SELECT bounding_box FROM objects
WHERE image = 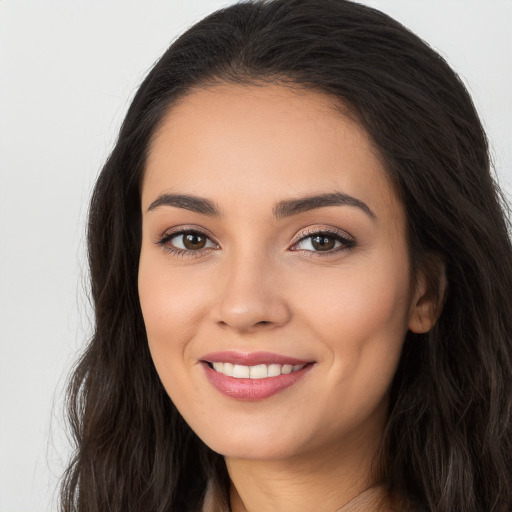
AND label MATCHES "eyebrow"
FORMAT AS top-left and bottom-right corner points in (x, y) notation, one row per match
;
(273, 192), (375, 220)
(147, 194), (220, 215)
(147, 192), (376, 220)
